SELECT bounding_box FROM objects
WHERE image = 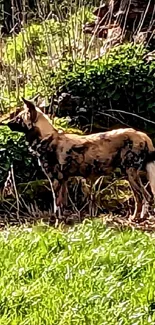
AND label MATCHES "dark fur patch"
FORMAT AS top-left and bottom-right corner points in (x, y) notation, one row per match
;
(26, 127), (41, 145)
(123, 138), (133, 149)
(100, 134), (111, 141)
